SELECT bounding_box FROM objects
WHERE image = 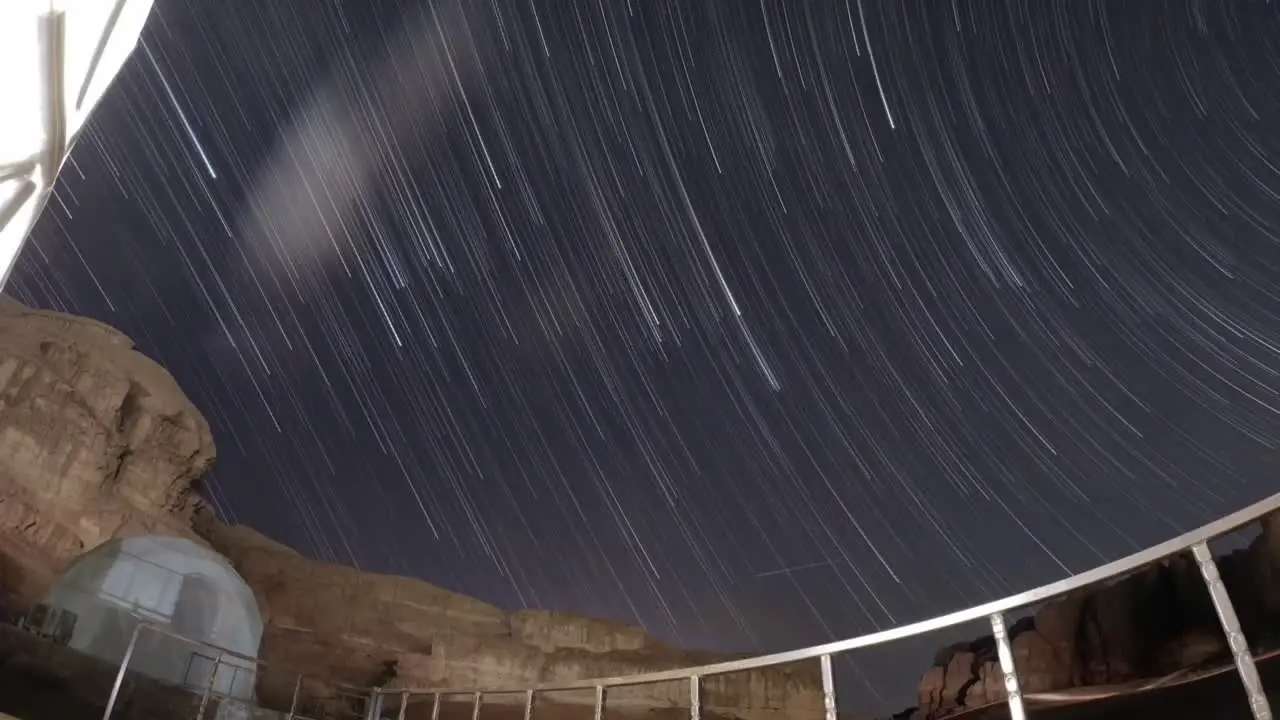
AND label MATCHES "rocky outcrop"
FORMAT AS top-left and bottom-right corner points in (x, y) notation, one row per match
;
(0, 297), (215, 608)
(905, 525), (1280, 719)
(0, 298), (824, 720)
